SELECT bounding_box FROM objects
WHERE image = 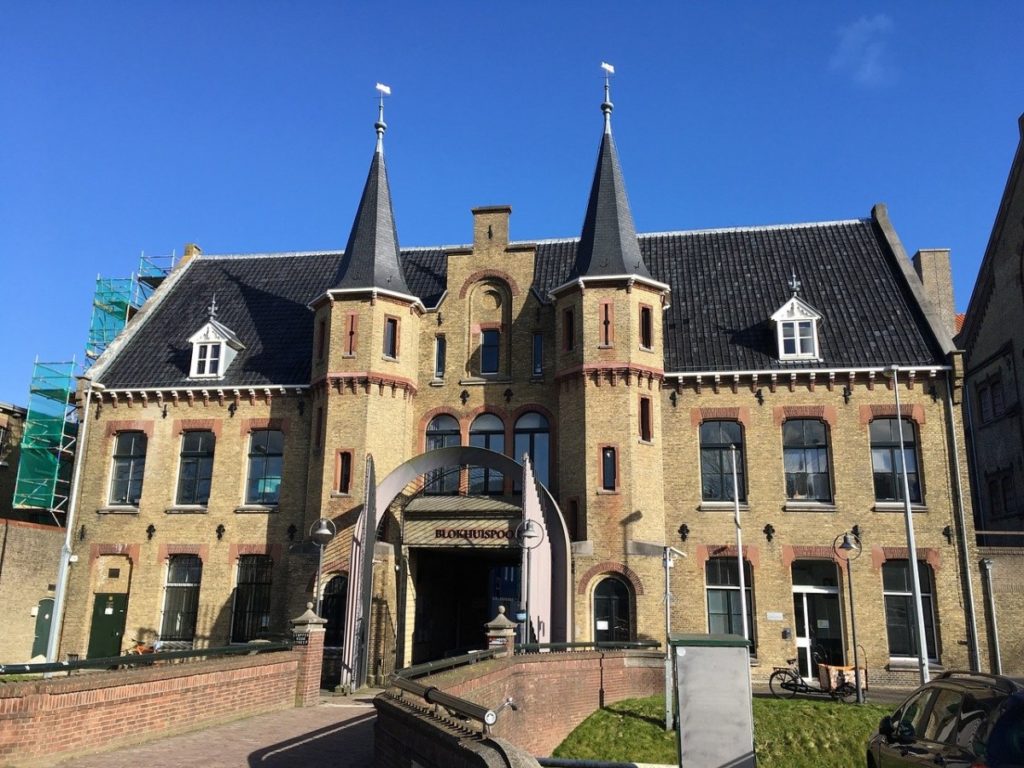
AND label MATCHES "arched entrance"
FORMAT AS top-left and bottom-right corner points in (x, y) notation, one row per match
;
(594, 576), (632, 643)
(341, 447), (570, 689)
